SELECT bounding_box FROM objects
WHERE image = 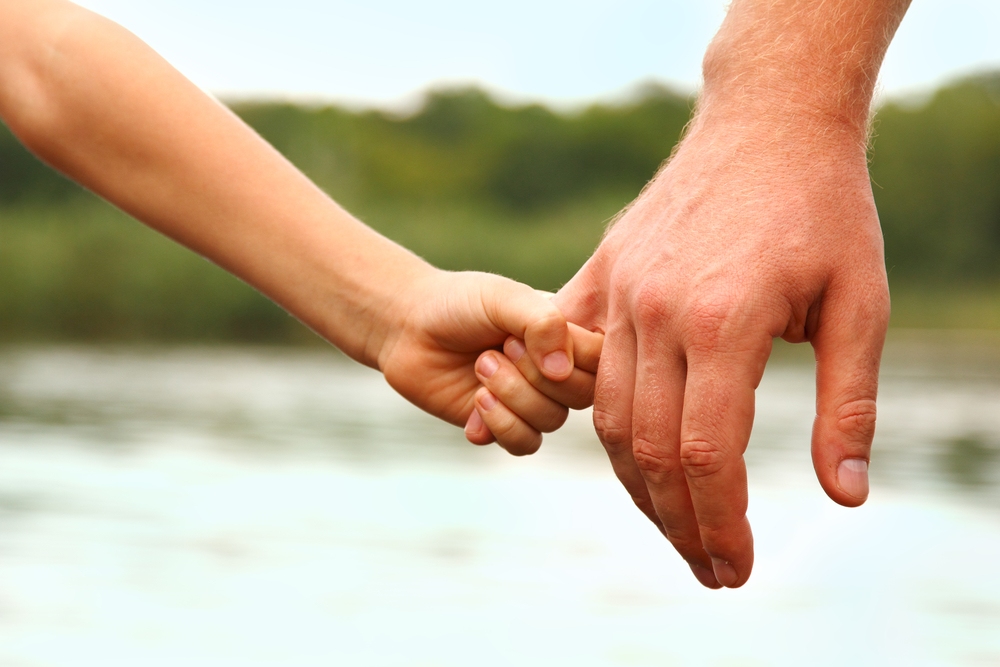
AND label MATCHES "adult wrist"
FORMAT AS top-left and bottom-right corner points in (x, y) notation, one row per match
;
(672, 98), (872, 183)
(699, 49), (874, 142)
(696, 0), (909, 145)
